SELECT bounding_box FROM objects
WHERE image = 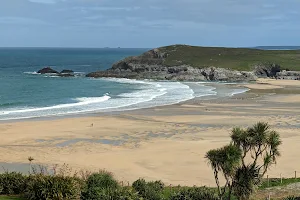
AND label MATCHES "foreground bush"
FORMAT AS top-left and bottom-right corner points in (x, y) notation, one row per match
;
(0, 172), (27, 195)
(81, 171), (120, 200)
(0, 170), (223, 200)
(132, 179), (164, 200)
(170, 187), (219, 200)
(283, 197), (300, 200)
(24, 174), (81, 200)
(82, 187), (140, 200)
